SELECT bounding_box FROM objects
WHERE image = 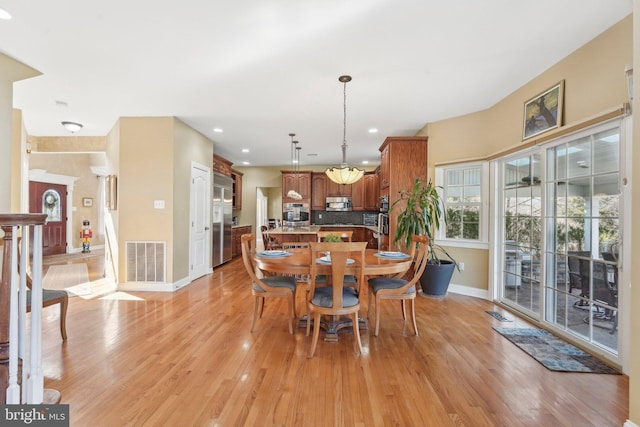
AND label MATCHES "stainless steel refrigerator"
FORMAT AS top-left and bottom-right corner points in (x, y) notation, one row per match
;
(212, 173), (233, 267)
